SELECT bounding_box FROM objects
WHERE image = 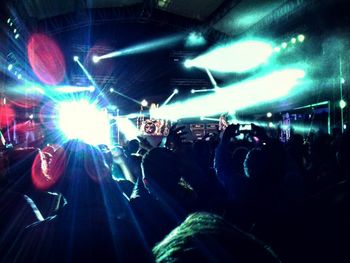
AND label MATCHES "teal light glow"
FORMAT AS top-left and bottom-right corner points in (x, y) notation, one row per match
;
(115, 117), (140, 141)
(186, 32), (206, 47)
(151, 68), (305, 120)
(189, 40), (273, 73)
